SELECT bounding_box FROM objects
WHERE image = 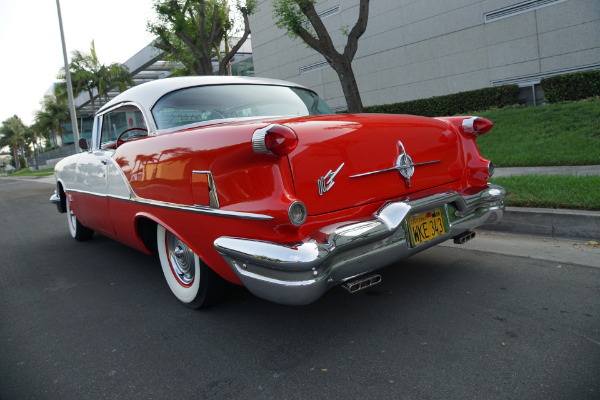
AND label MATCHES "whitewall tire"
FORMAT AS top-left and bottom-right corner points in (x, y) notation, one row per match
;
(66, 198), (93, 241)
(156, 224), (222, 309)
